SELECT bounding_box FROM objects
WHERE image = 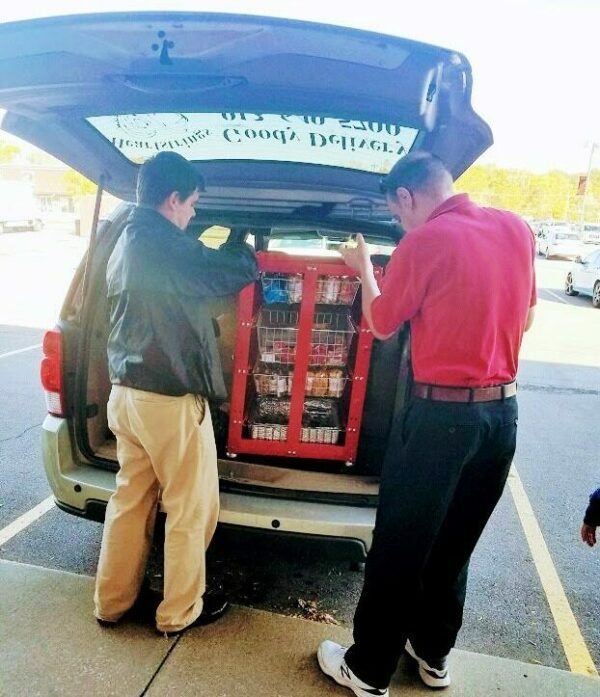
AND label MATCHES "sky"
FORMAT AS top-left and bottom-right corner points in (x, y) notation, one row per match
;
(1, 0), (598, 174)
